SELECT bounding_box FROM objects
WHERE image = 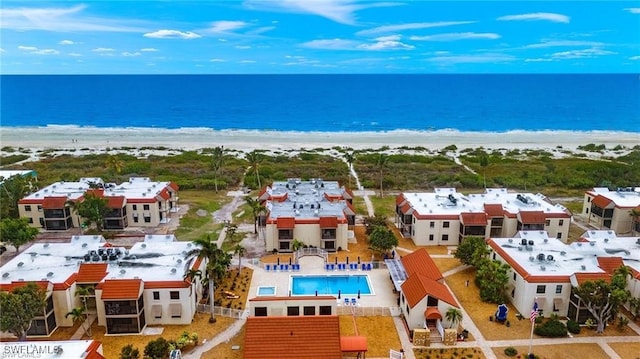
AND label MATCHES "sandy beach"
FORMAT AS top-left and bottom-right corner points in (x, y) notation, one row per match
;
(2, 127), (639, 154)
